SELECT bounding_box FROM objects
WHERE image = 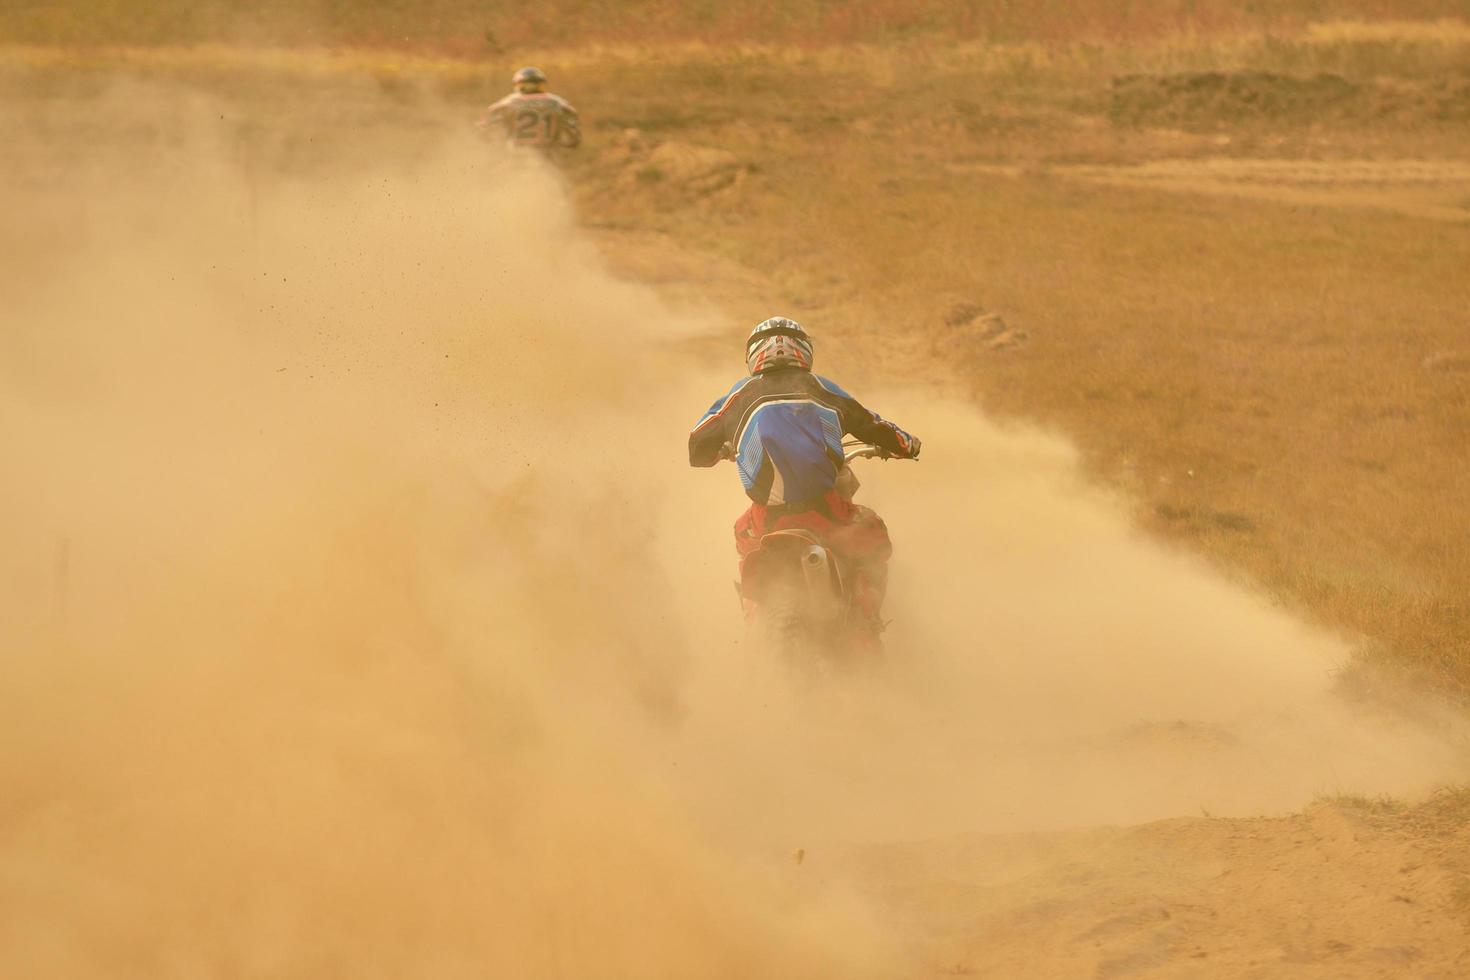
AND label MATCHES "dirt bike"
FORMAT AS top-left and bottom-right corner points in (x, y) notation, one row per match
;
(726, 439), (906, 673)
